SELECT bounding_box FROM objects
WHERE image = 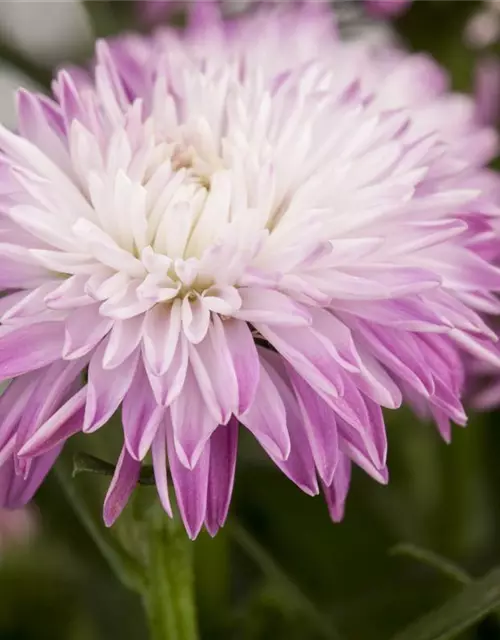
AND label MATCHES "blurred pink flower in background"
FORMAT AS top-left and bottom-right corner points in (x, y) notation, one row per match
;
(364, 0), (412, 18)
(475, 56), (500, 127)
(0, 507), (36, 557)
(137, 0), (179, 24)
(0, 460), (38, 557)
